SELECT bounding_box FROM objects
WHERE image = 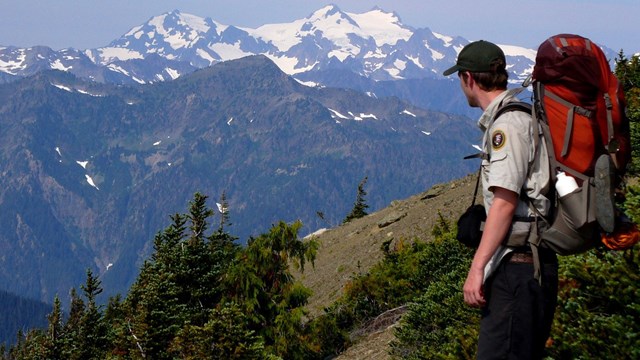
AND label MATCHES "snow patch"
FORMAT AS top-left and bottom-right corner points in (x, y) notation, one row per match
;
(359, 113), (378, 120)
(328, 108), (349, 119)
(499, 44), (537, 61)
(96, 47), (144, 64)
(433, 32), (453, 46)
(178, 12), (213, 33)
(295, 78), (323, 88)
(407, 55), (425, 68)
(77, 89), (103, 97)
(85, 175), (99, 190)
(385, 67), (404, 79)
(209, 42), (252, 61)
(50, 59), (72, 71)
(216, 202), (228, 214)
(401, 109), (416, 117)
(394, 59), (407, 70)
(165, 68), (180, 80)
(429, 48), (445, 61)
(196, 48), (217, 64)
(264, 54), (316, 75)
(304, 228), (328, 239)
(347, 8), (413, 46)
(51, 83), (73, 92)
(0, 49), (27, 75)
